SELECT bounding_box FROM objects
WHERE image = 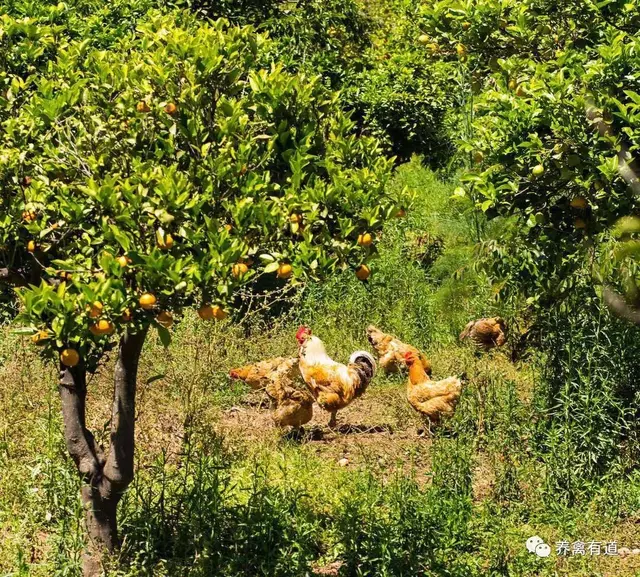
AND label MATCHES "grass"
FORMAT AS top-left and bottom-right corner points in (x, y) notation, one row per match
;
(3, 158), (640, 576)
